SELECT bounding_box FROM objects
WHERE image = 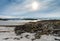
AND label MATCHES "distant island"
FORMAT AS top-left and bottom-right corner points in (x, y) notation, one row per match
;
(0, 17), (60, 21)
(0, 18), (38, 21)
